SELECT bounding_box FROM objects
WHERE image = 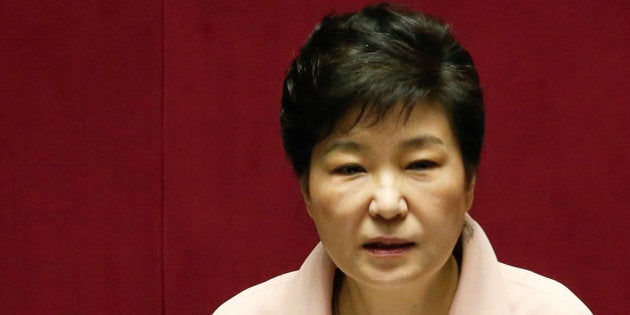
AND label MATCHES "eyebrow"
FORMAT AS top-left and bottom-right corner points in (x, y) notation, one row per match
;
(400, 135), (445, 150)
(323, 140), (363, 155)
(323, 135), (444, 156)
